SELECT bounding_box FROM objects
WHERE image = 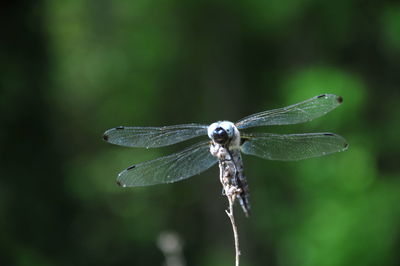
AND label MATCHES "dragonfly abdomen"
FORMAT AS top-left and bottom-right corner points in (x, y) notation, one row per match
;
(230, 149), (251, 217)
